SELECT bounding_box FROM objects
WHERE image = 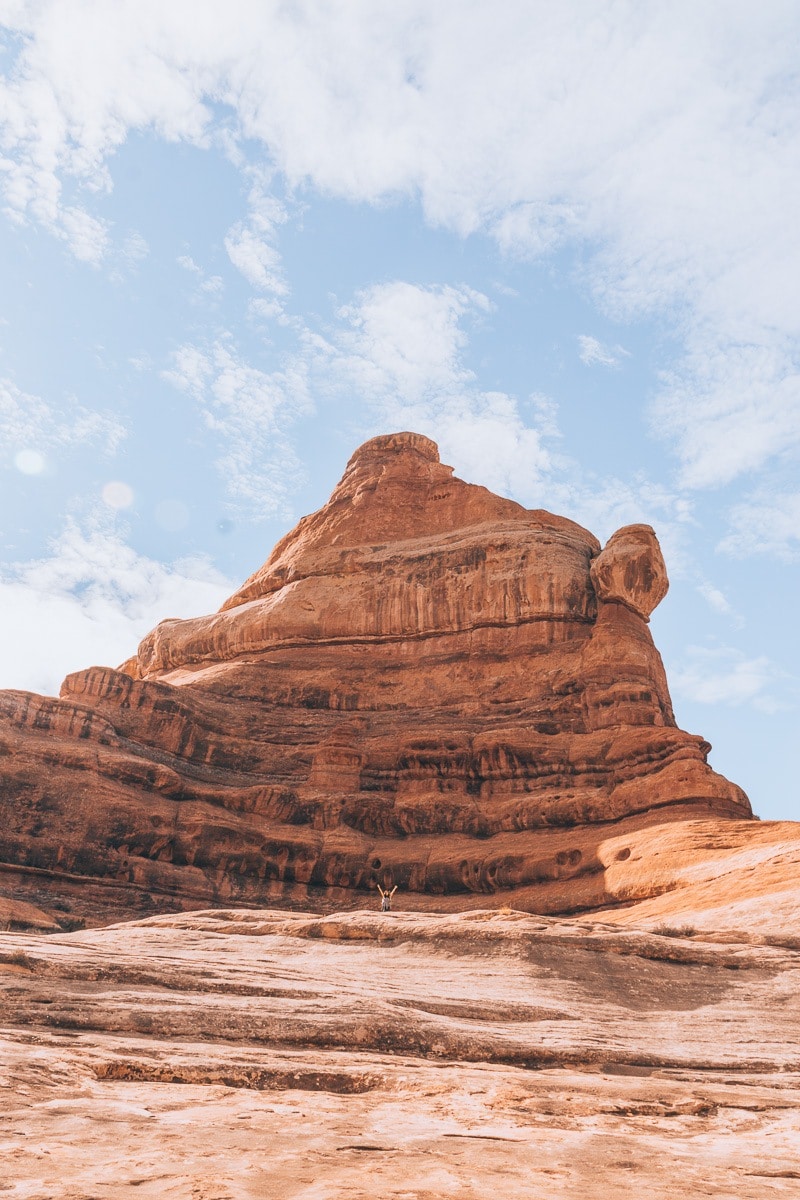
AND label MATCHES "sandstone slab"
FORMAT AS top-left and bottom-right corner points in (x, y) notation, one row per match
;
(2, 908), (800, 1198)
